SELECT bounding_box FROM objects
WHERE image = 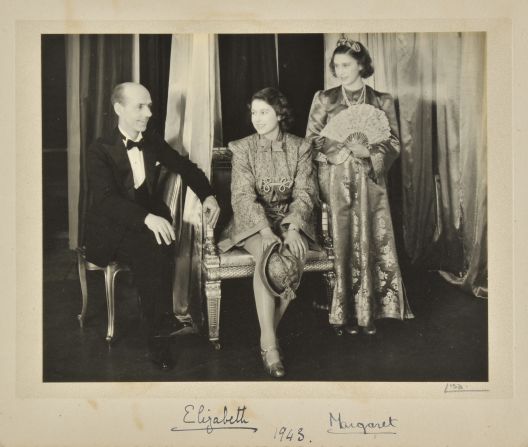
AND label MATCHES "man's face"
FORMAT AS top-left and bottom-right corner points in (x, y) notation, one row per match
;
(115, 84), (152, 137)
